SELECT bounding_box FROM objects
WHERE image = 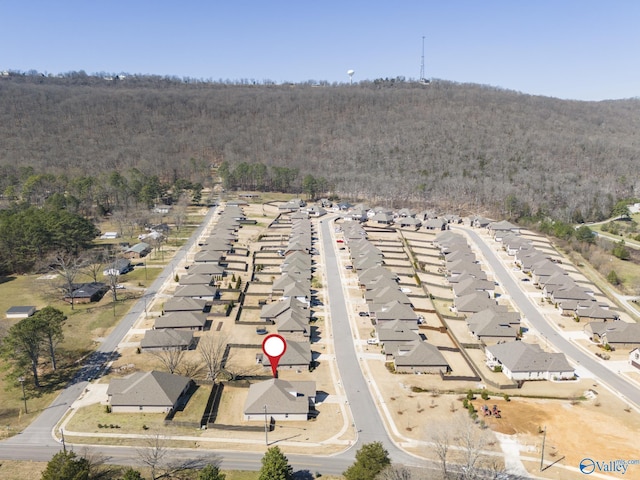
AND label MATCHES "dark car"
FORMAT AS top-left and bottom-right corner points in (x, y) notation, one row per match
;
(358, 311), (369, 317)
